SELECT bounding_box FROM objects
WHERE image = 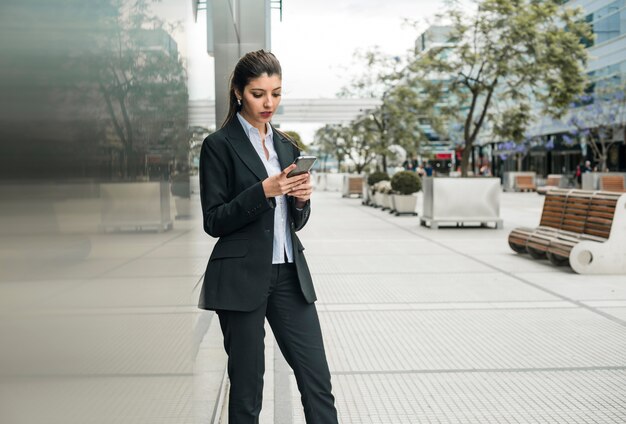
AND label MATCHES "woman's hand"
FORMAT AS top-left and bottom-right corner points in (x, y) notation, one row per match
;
(262, 164), (309, 198)
(288, 173), (312, 208)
